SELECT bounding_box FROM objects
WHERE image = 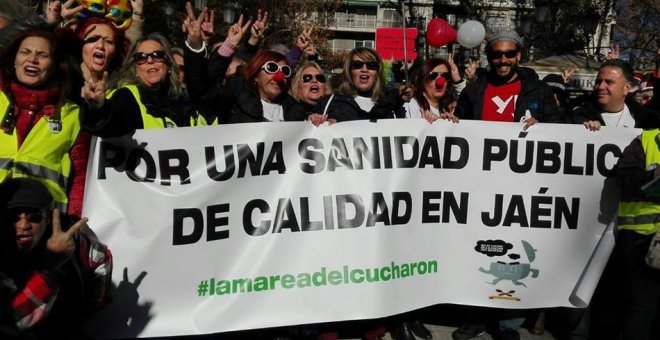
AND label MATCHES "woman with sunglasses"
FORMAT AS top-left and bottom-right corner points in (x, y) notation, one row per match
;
(290, 61), (331, 125)
(219, 50), (305, 123)
(404, 58), (459, 123)
(326, 47), (408, 122)
(80, 33), (207, 138)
